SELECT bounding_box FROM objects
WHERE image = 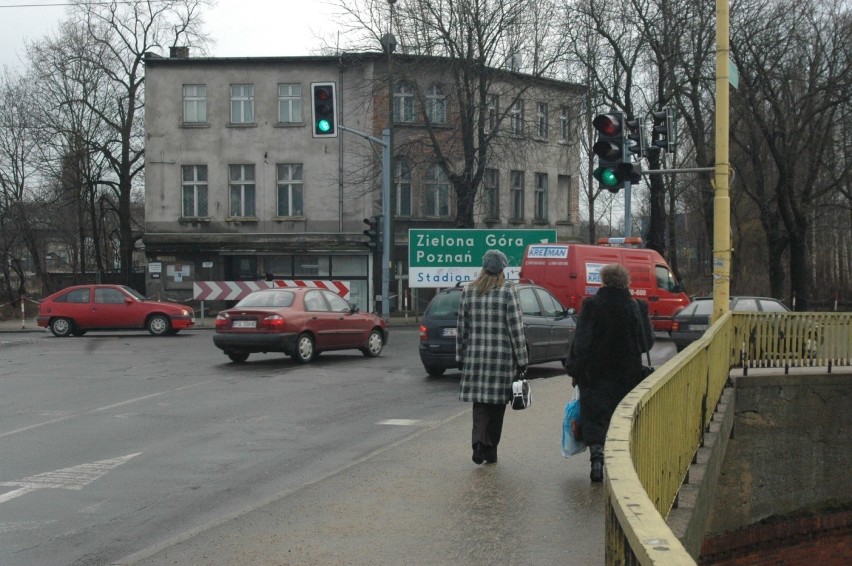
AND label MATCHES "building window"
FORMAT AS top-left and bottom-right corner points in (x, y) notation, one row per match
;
(425, 163), (451, 218)
(510, 170), (524, 221)
(277, 163), (303, 217)
(425, 83), (446, 124)
(181, 165), (208, 217)
(534, 173), (548, 221)
(278, 83), (302, 123)
(395, 159), (411, 217)
(537, 103), (548, 139)
(560, 106), (570, 141)
(509, 99), (524, 136)
(230, 84), (254, 124)
(485, 94), (499, 134)
(393, 81), (415, 123)
(483, 168), (499, 220)
(229, 164), (255, 217)
(182, 85), (206, 123)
